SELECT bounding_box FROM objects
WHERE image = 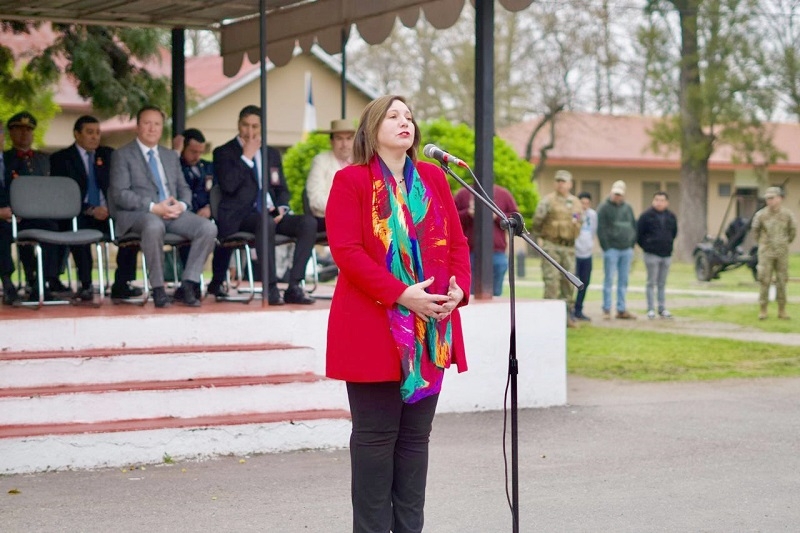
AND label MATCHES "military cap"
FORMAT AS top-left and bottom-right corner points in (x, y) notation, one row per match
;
(554, 170), (573, 182)
(6, 111), (37, 129)
(764, 186), (783, 199)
